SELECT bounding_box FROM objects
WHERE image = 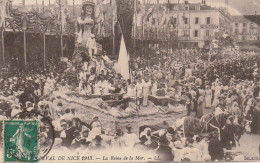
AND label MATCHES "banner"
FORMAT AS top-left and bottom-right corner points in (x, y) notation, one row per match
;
(117, 35), (129, 80)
